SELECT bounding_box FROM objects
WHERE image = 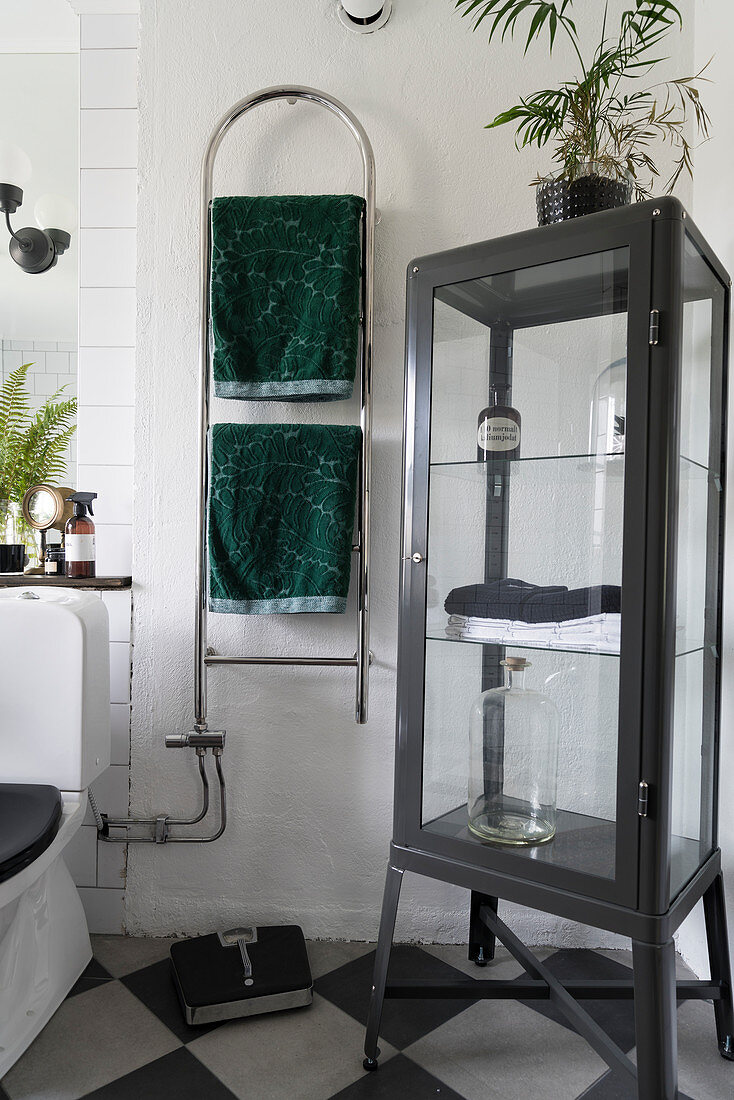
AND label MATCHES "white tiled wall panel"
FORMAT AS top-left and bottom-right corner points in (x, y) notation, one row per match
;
(81, 48), (137, 108)
(80, 169), (137, 228)
(103, 590), (133, 642)
(77, 464), (134, 525)
(78, 887), (126, 934)
(63, 825), (98, 888)
(110, 703), (131, 765)
(80, 13), (139, 50)
(75, 8), (139, 929)
(94, 524), (134, 577)
(78, 347), (135, 405)
(76, 405), (135, 464)
(109, 641), (132, 704)
(80, 229), (137, 286)
(80, 287), (136, 346)
(81, 109), (138, 168)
